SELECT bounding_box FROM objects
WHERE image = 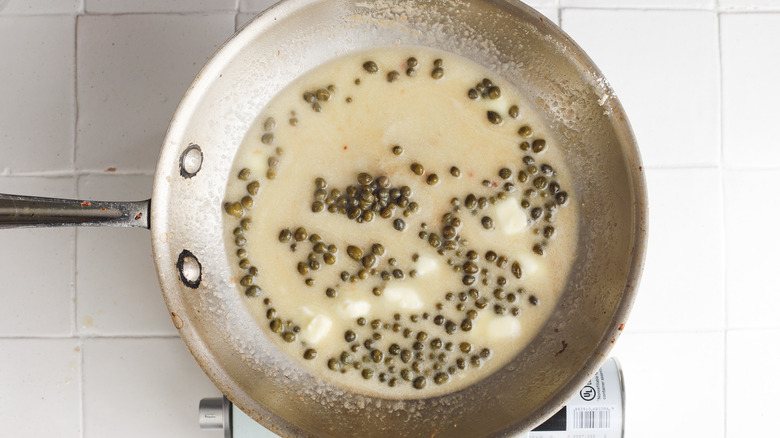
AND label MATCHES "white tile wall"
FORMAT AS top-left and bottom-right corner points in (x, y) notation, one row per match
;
(75, 13), (235, 172)
(721, 13), (780, 168)
(82, 338), (223, 438)
(1, 1), (778, 437)
(562, 9), (721, 168)
(0, 339), (82, 438)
